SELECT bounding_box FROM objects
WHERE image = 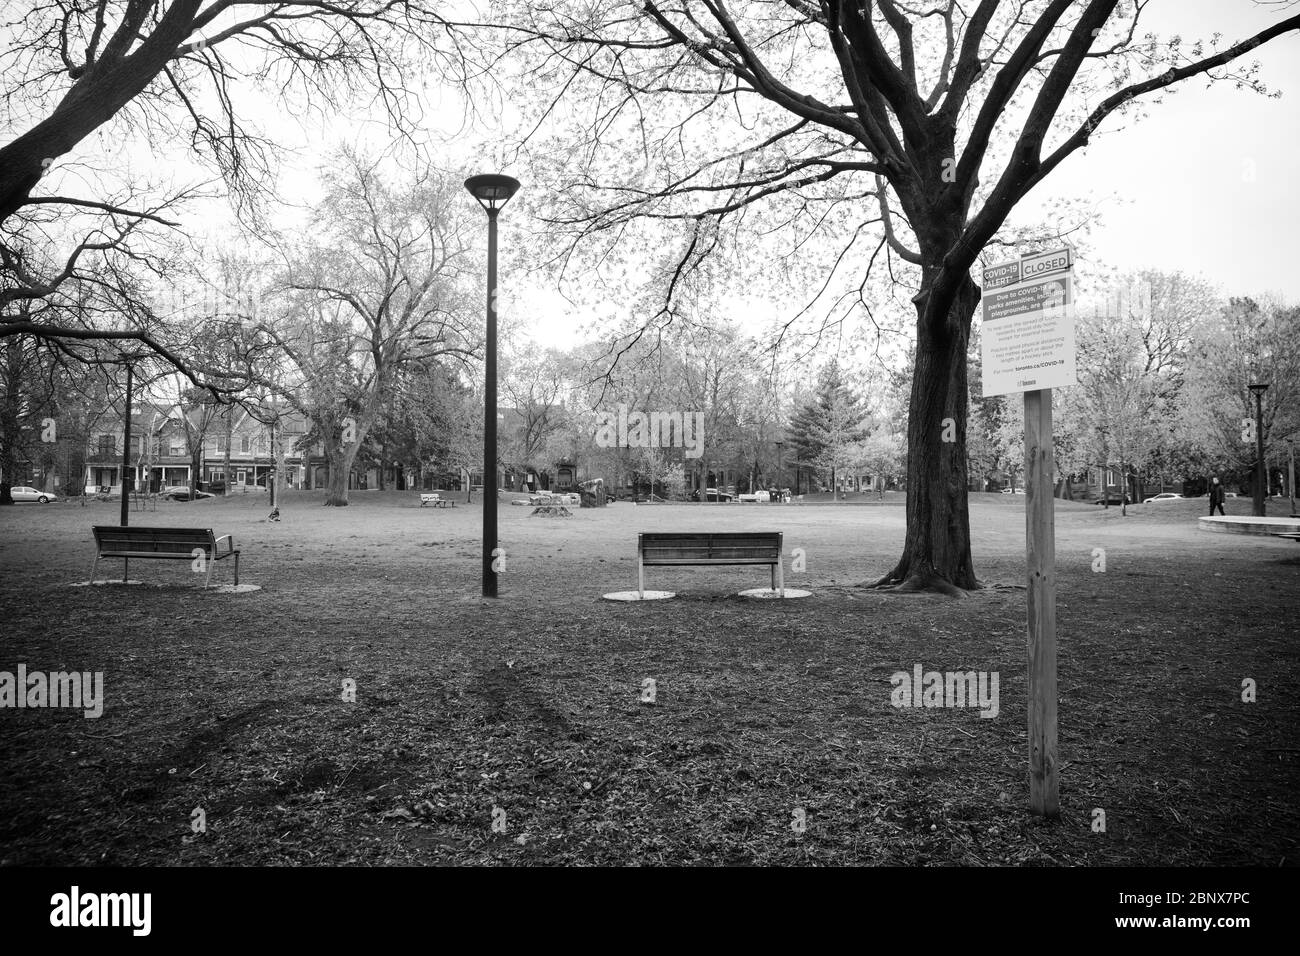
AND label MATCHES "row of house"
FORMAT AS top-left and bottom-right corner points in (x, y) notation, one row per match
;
(29, 396), (1251, 503)
(70, 402), (488, 497)
(79, 402), (306, 495)
(16, 401), (523, 497)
